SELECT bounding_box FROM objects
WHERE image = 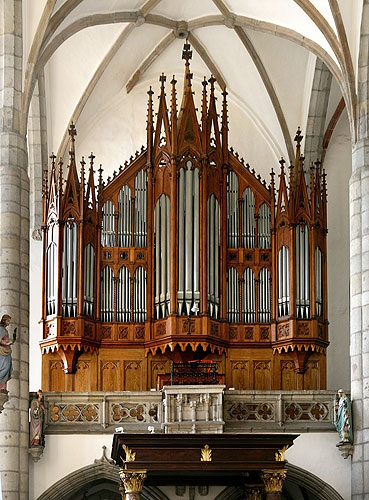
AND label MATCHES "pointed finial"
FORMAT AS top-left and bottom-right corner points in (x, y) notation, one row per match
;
(171, 75), (177, 116)
(279, 158), (285, 171)
(294, 127), (303, 144)
(159, 73), (166, 90)
(80, 156), (86, 185)
(270, 167), (275, 187)
(58, 157), (63, 194)
(182, 42), (192, 64)
(89, 152), (95, 171)
(68, 122), (77, 156)
(209, 75), (216, 94)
